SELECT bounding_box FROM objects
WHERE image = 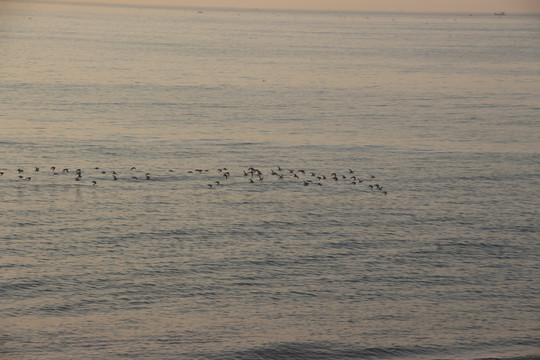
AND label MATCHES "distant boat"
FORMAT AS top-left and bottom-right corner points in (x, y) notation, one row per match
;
(494, 11), (506, 16)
